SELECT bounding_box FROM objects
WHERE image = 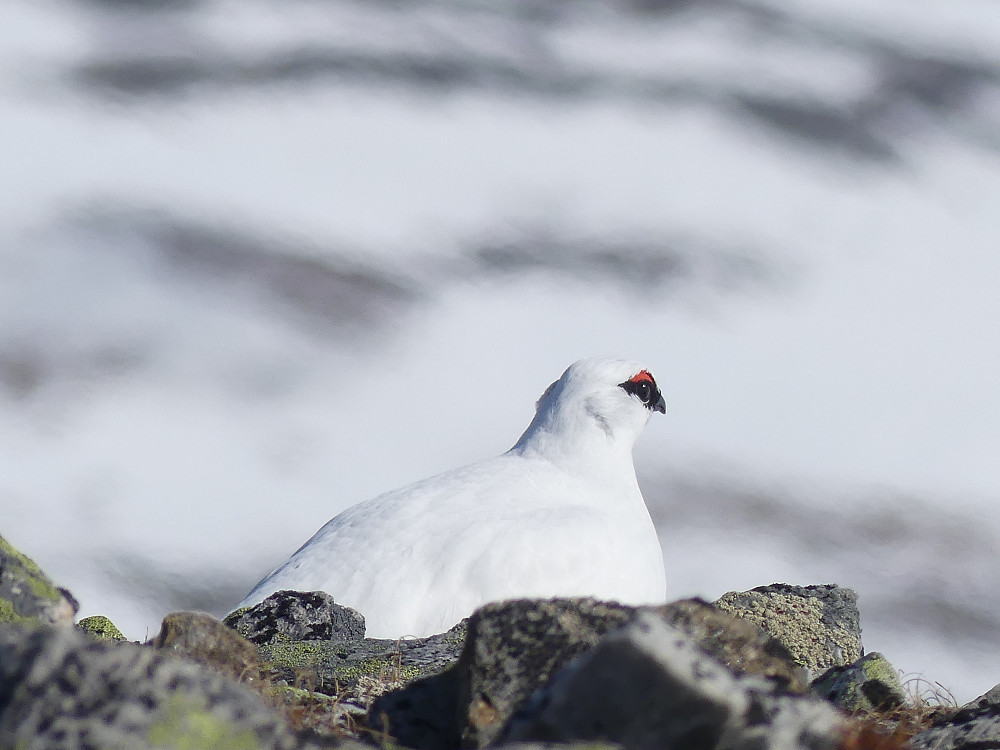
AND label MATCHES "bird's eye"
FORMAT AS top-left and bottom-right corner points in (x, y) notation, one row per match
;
(618, 370), (661, 411)
(634, 381), (652, 404)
